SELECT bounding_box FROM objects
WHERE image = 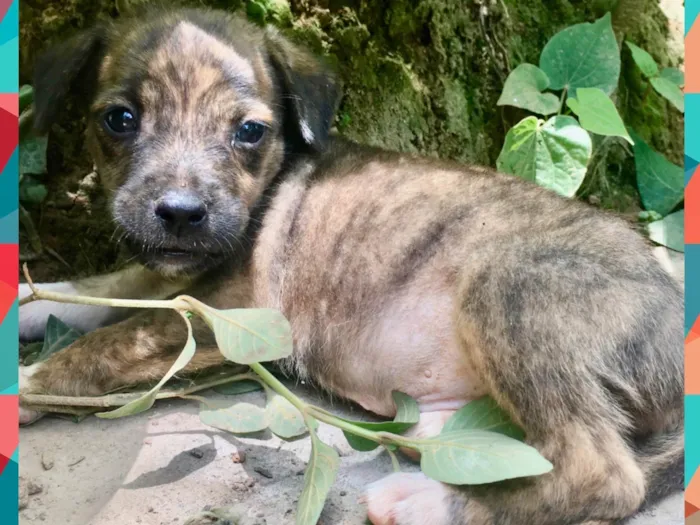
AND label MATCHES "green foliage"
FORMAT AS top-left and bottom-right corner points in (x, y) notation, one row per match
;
(496, 116), (592, 198)
(418, 430), (552, 485)
(626, 41), (684, 113)
(199, 400), (268, 433)
(267, 395), (308, 439)
(296, 431), (339, 525)
(631, 131), (684, 218)
(647, 211), (684, 253)
(441, 396), (525, 440)
(497, 13), (683, 252)
(539, 13), (620, 97)
(18, 85), (49, 206)
(213, 379), (263, 395)
(340, 391), (420, 451)
(198, 306), (293, 364)
(497, 64), (560, 116)
(37, 315), (83, 362)
(566, 88), (632, 145)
